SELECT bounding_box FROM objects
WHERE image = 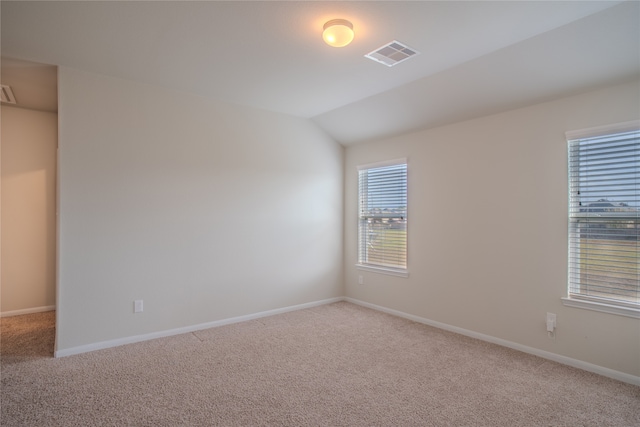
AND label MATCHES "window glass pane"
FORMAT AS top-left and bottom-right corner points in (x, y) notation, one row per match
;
(568, 129), (639, 306)
(358, 162), (407, 270)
